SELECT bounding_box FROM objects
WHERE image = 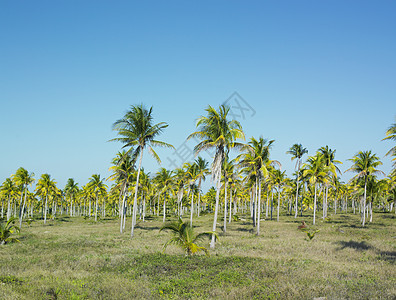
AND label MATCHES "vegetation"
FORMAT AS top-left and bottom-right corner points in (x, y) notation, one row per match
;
(160, 217), (216, 256)
(0, 213), (394, 299)
(0, 105), (395, 298)
(0, 217), (20, 245)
